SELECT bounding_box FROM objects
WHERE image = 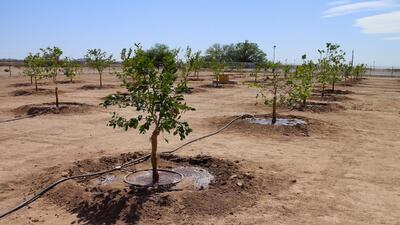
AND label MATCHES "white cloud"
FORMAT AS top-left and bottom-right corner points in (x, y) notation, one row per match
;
(323, 0), (399, 17)
(354, 11), (400, 33)
(383, 36), (400, 40)
(329, 1), (352, 6)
